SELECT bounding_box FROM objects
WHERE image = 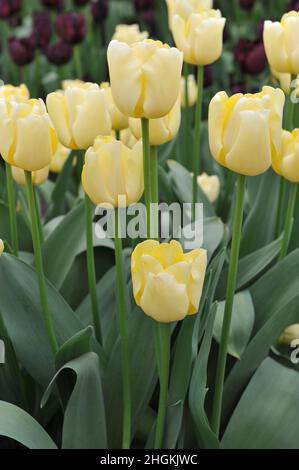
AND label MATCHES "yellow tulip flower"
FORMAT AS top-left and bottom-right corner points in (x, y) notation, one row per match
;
(171, 7), (226, 65)
(112, 24), (148, 45)
(100, 82), (129, 131)
(131, 240), (207, 323)
(46, 82), (111, 150)
(197, 172), (220, 203)
(129, 96), (181, 146)
(50, 142), (71, 173)
(279, 324), (299, 345)
(12, 166), (50, 186)
(107, 39), (183, 119)
(82, 136), (144, 207)
(264, 11), (299, 75)
(272, 129), (299, 183)
(0, 98), (57, 171)
(208, 86), (285, 176)
(0, 239), (4, 256)
(181, 74), (198, 107)
(0, 83), (29, 102)
(166, 0), (213, 29)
